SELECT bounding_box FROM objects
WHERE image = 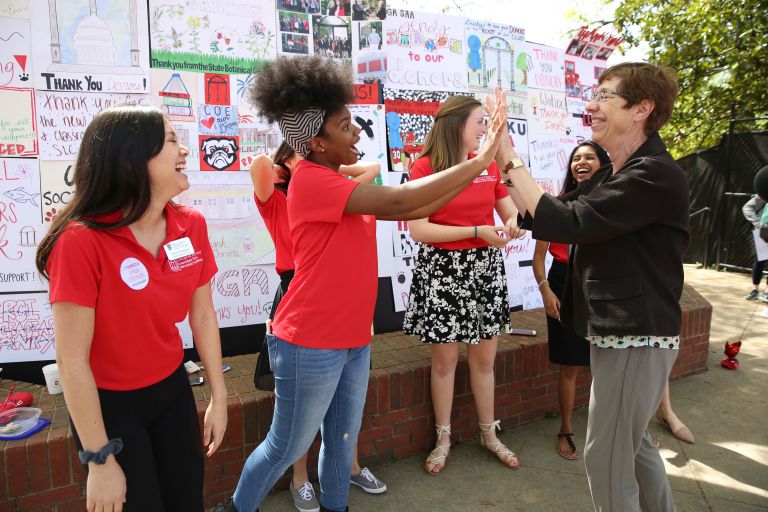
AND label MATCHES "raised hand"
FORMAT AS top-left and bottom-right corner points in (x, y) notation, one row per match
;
(477, 89), (508, 167)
